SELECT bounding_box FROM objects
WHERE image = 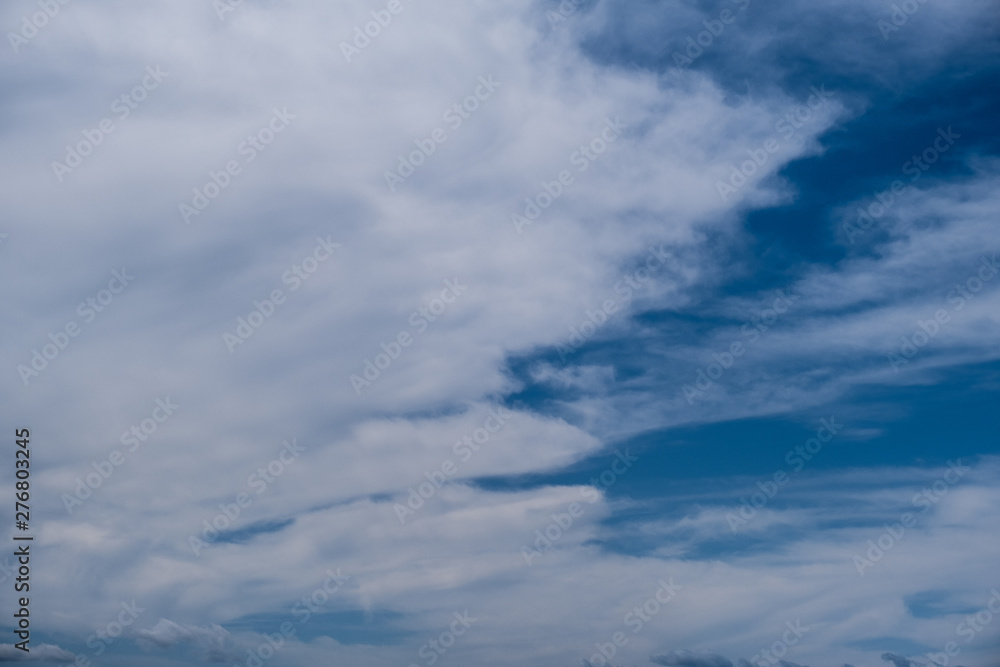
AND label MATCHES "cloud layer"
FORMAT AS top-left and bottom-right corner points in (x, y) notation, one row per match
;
(1, 0), (998, 666)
